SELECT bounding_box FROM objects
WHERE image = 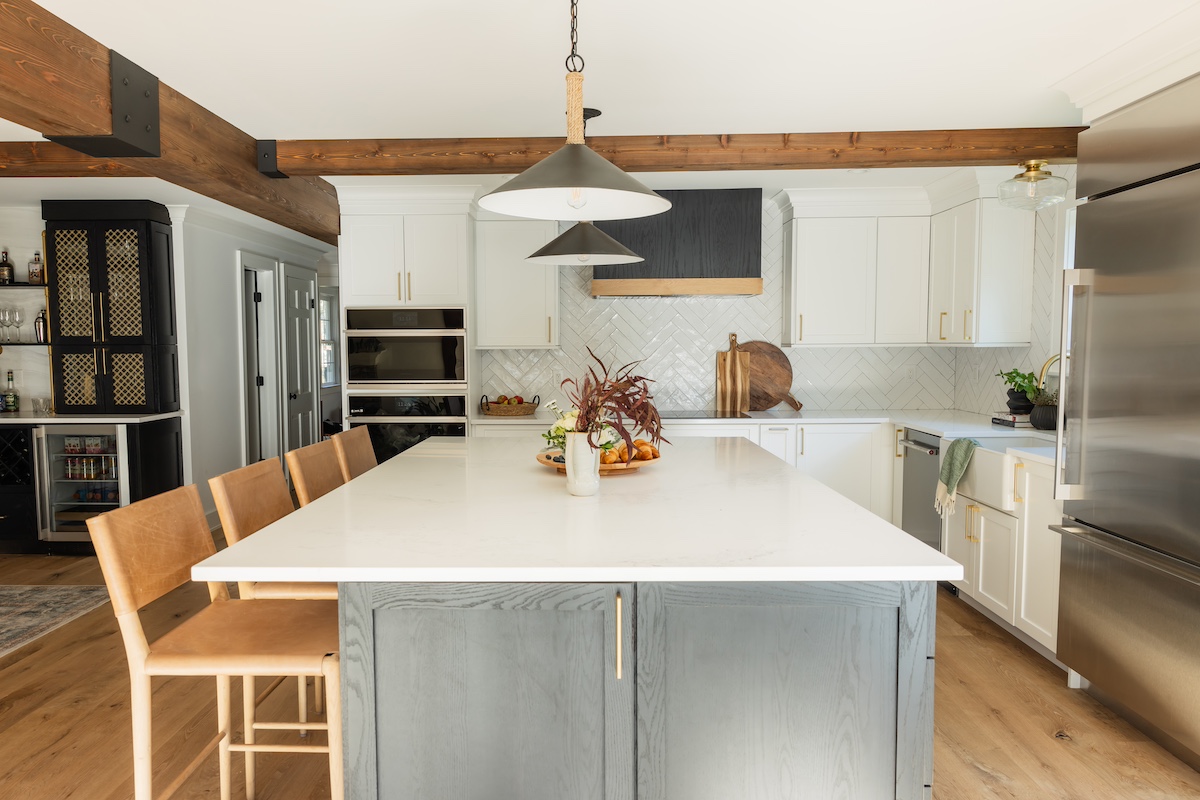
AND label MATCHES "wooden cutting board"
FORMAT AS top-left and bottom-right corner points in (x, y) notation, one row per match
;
(737, 340), (802, 411)
(715, 333), (750, 414)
